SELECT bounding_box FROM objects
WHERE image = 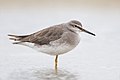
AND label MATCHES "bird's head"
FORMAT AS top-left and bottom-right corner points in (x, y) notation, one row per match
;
(67, 20), (96, 36)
